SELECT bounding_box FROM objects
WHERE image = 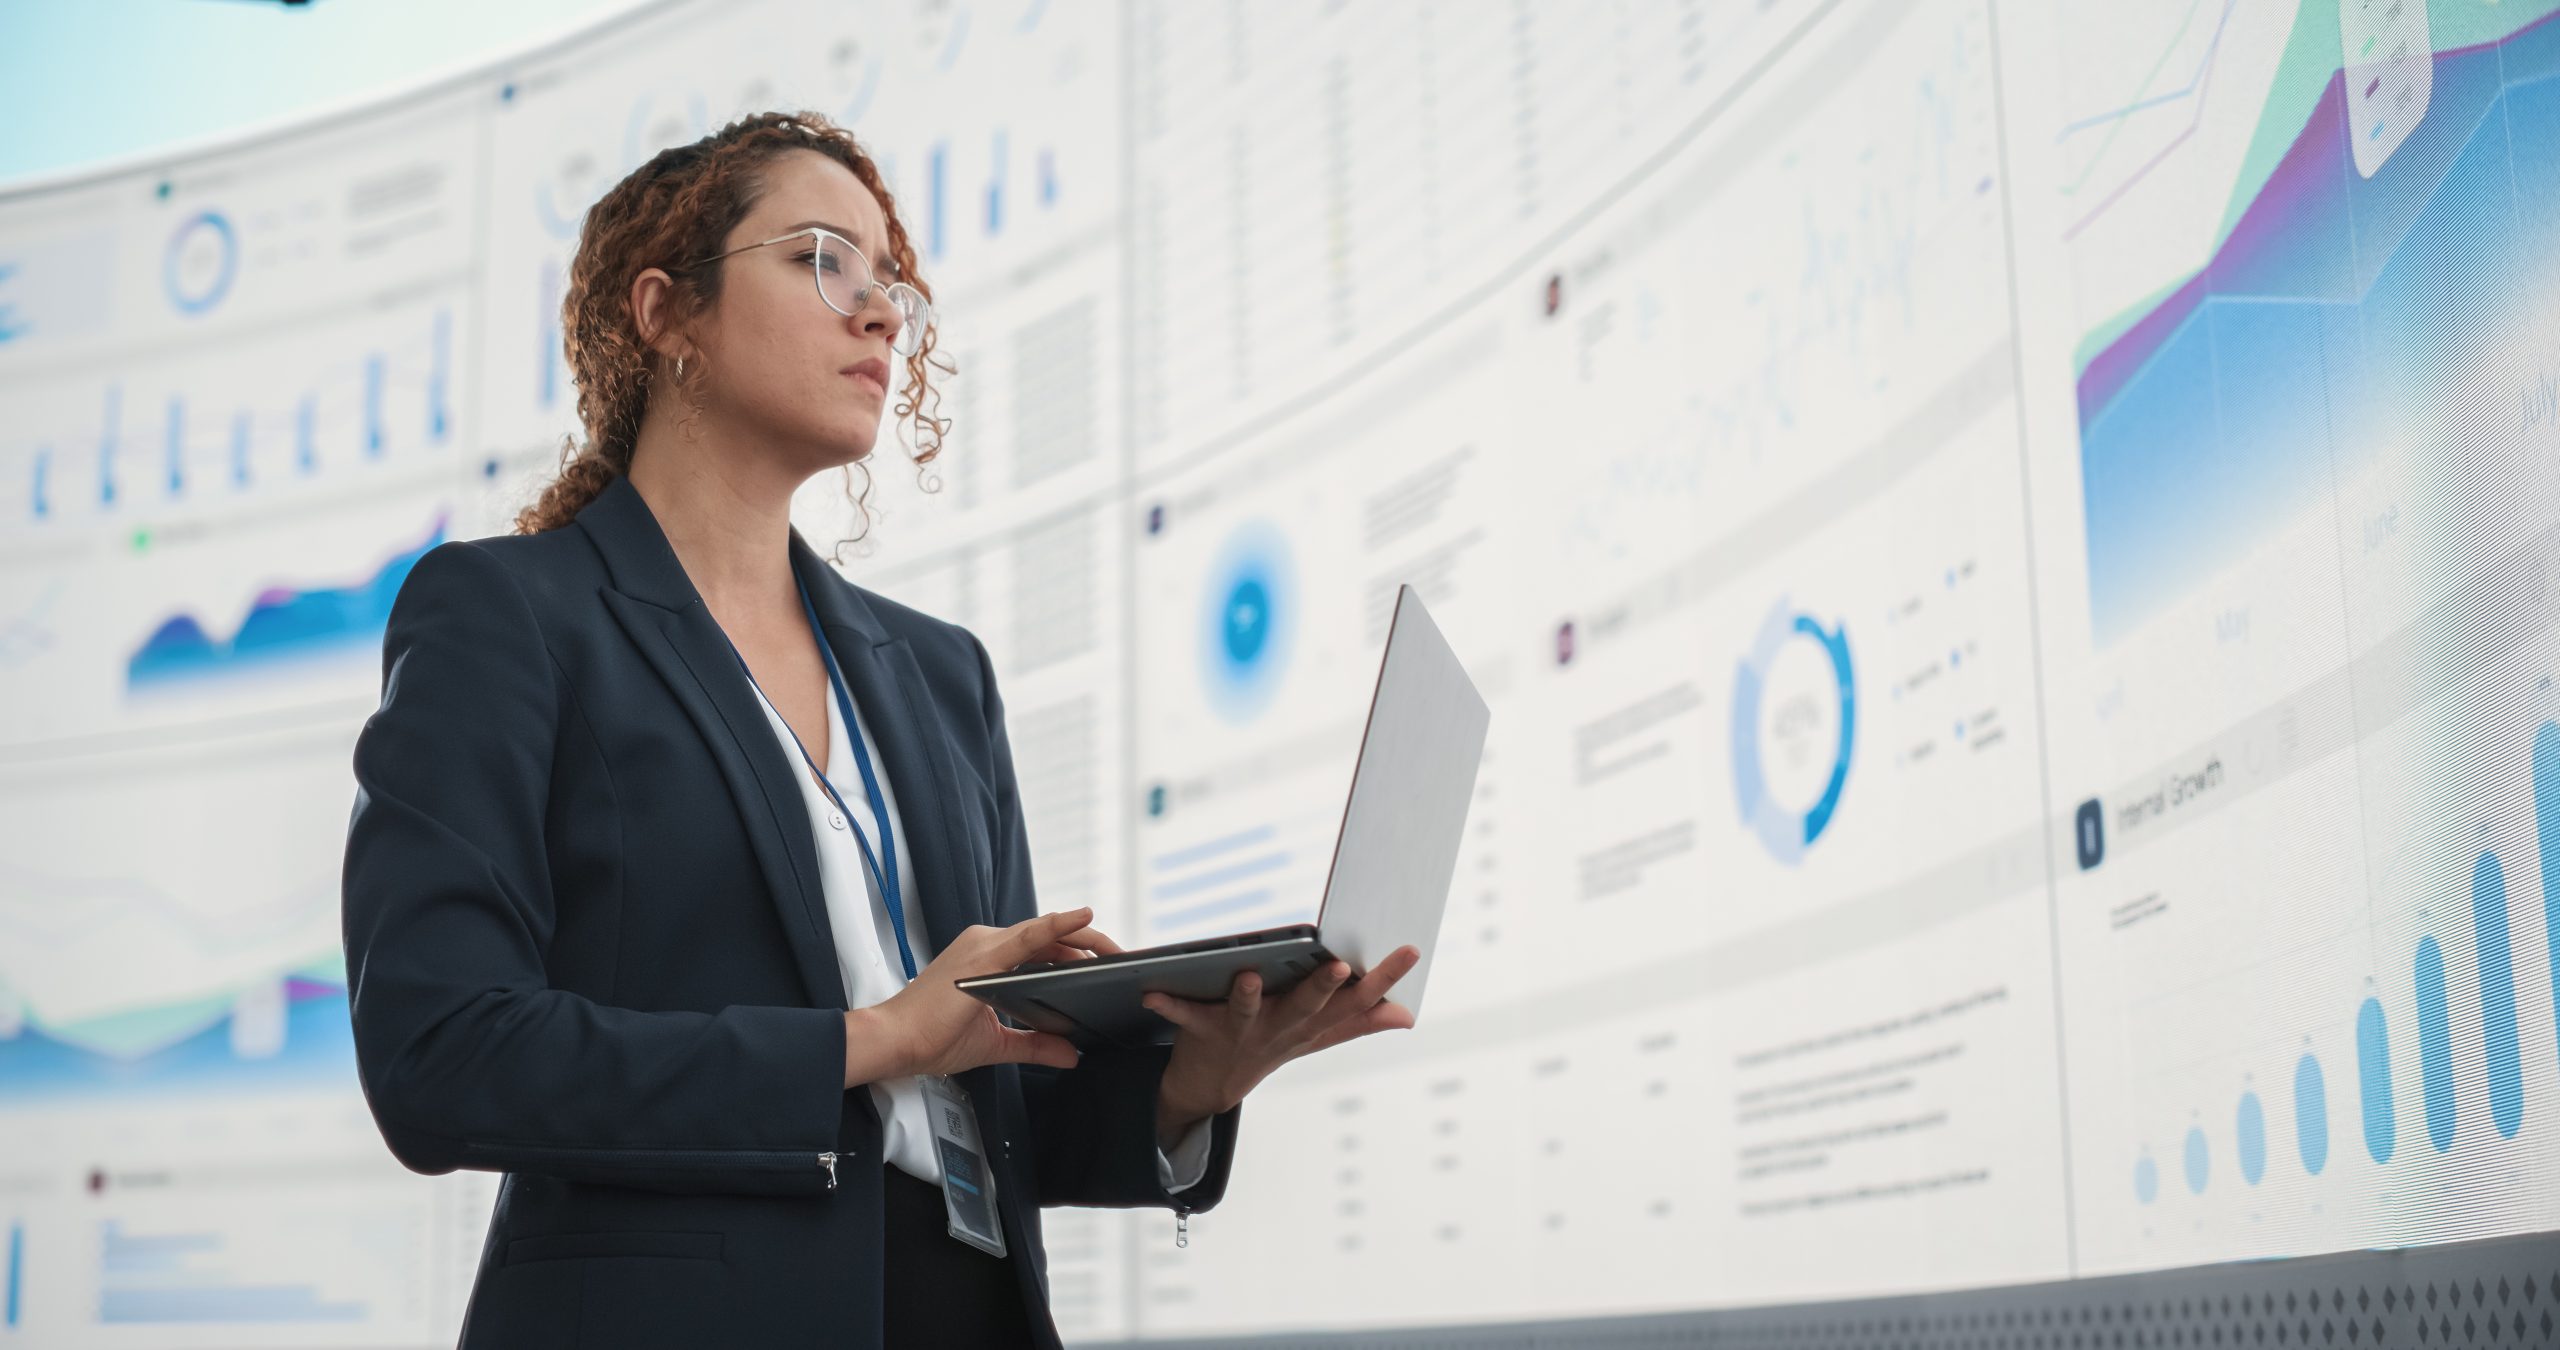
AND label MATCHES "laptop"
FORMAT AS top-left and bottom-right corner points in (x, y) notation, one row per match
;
(956, 584), (1491, 1048)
